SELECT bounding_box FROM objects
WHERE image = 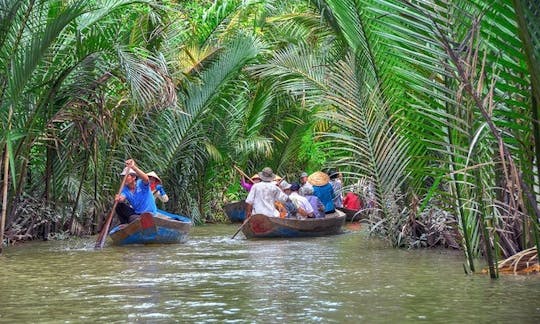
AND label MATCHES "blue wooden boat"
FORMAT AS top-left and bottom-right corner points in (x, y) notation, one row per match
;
(240, 210), (346, 238)
(109, 209), (192, 245)
(223, 200), (247, 223)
